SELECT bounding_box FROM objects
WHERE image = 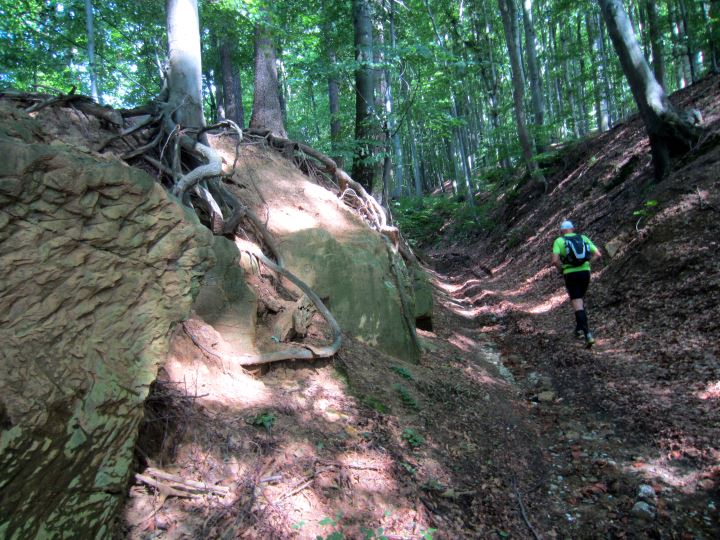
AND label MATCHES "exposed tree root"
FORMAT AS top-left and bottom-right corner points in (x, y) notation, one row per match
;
(4, 90), (419, 367)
